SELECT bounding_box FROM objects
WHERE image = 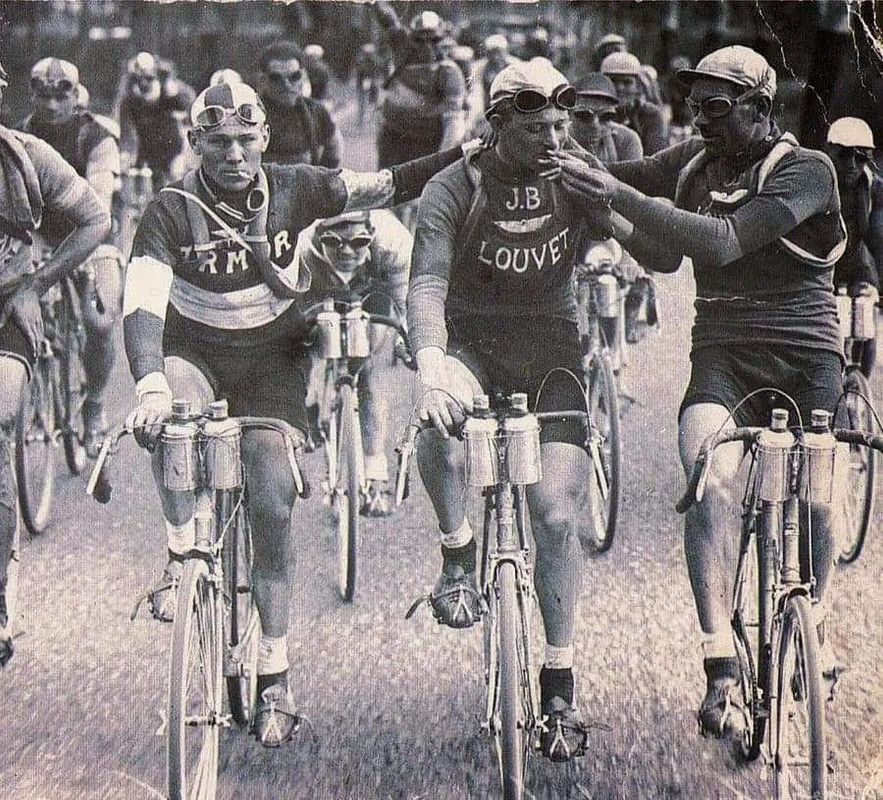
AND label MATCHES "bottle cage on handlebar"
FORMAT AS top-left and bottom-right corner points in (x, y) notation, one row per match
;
(86, 415), (309, 505)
